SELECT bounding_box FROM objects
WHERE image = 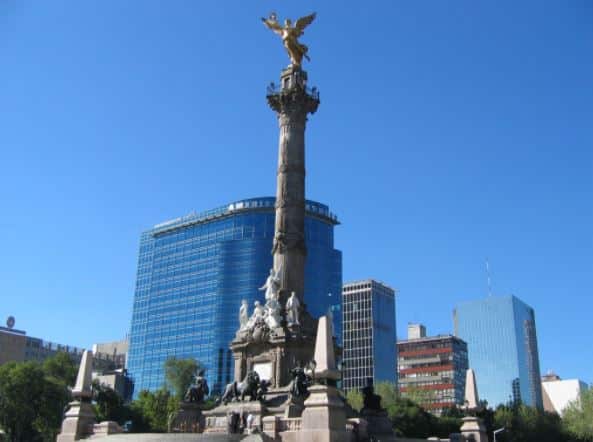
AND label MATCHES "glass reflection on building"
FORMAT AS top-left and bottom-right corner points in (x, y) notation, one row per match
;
(454, 295), (543, 409)
(127, 197), (342, 396)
